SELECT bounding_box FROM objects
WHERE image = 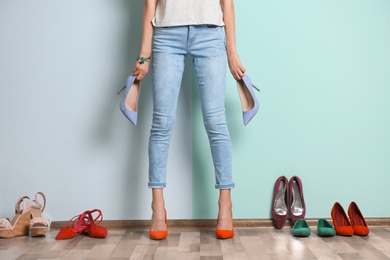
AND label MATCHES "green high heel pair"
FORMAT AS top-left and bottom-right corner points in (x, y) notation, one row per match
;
(292, 219), (336, 237)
